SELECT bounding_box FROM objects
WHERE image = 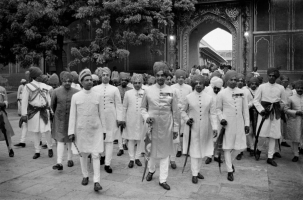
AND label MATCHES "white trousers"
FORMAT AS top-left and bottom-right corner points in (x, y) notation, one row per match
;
(148, 156), (169, 183)
(80, 153), (100, 183)
(33, 131), (52, 153)
(257, 137), (276, 159)
(191, 157), (202, 176)
(224, 149), (241, 172)
(57, 142), (72, 163)
(101, 142), (113, 165)
(20, 123), (27, 143)
(292, 142), (299, 157)
(246, 133), (254, 149)
(128, 140), (141, 160)
(170, 143), (179, 162)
